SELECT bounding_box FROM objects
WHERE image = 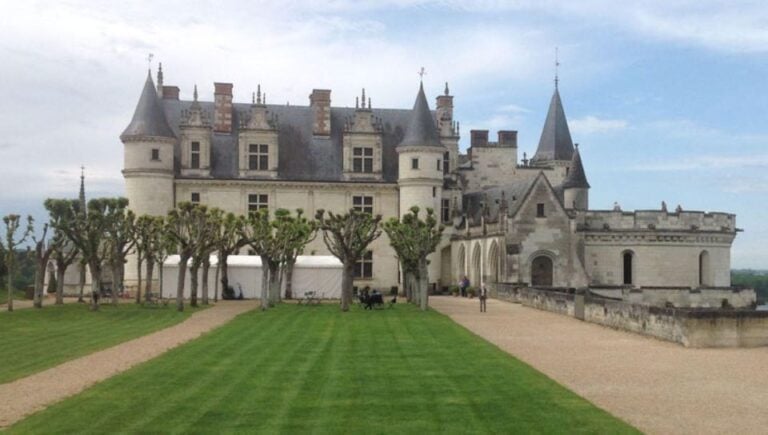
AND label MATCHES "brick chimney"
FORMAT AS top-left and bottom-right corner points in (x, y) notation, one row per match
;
(310, 89), (331, 137)
(162, 86), (180, 100)
(214, 82), (233, 133)
(470, 130), (488, 147)
(498, 130), (518, 147)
